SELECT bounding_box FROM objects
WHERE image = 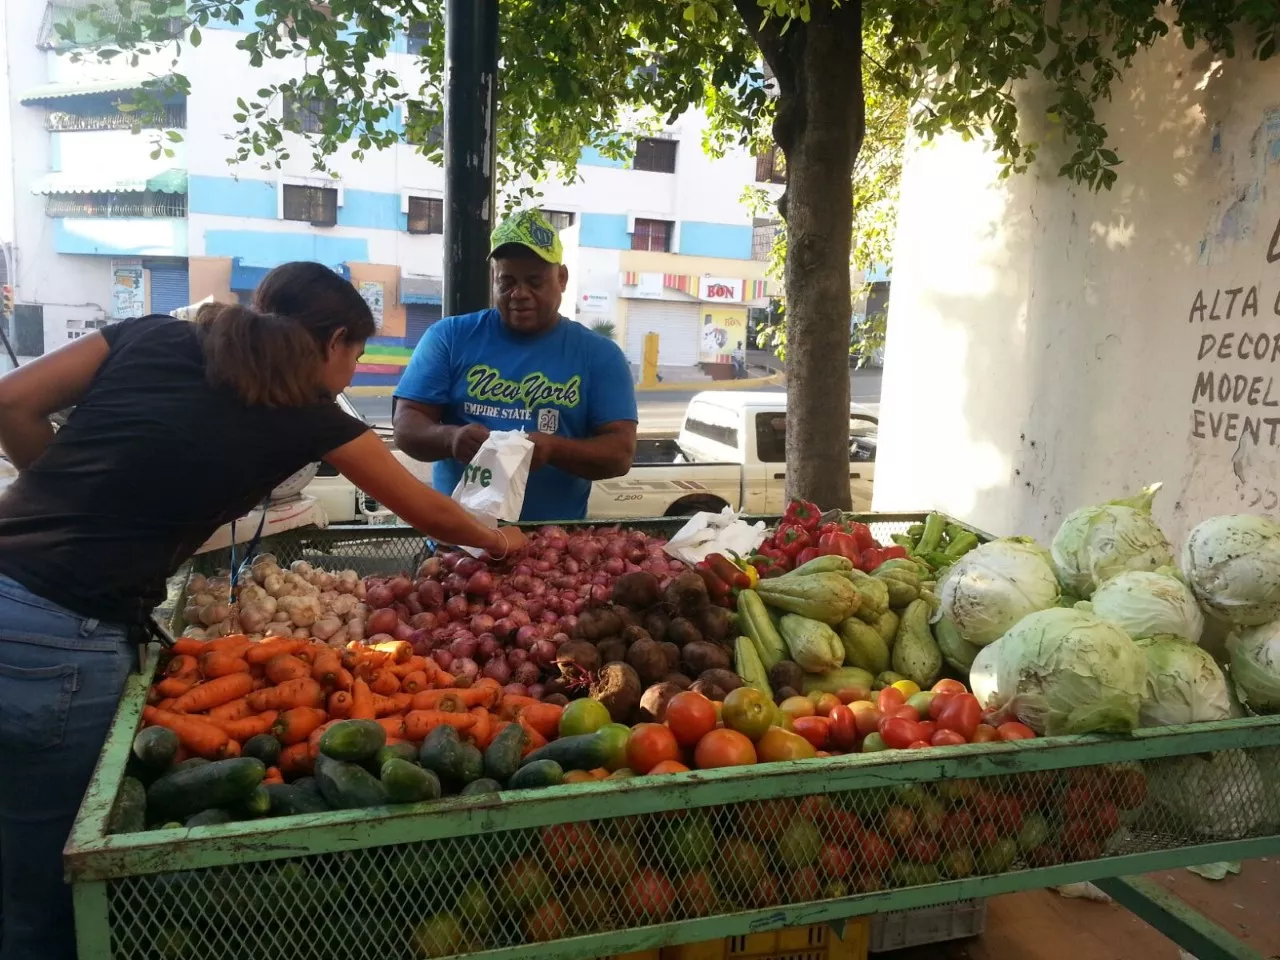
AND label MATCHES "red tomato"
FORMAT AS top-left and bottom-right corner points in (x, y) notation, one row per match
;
(876, 687), (906, 713)
(930, 728), (967, 747)
(931, 679), (968, 696)
(997, 722), (1036, 741)
(881, 717), (928, 750)
(852, 705), (881, 738)
(827, 706), (859, 751)
(907, 740), (932, 749)
(937, 694), (983, 741)
(928, 692), (955, 720)
(917, 720), (937, 740)
(858, 830), (895, 873)
(877, 705), (920, 736)
(970, 723), (999, 743)
(792, 716), (831, 750)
